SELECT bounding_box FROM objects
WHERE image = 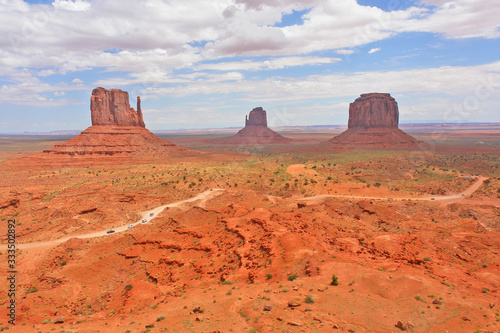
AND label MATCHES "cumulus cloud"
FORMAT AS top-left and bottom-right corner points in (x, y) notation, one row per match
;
(1, 0), (500, 129)
(140, 61), (500, 104)
(196, 56), (339, 71)
(402, 0), (500, 39)
(368, 48), (380, 54)
(52, 0), (91, 12)
(0, 0), (497, 78)
(336, 49), (355, 55)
